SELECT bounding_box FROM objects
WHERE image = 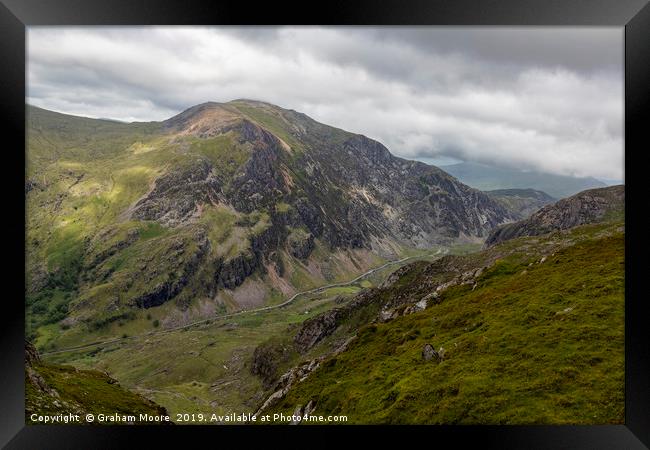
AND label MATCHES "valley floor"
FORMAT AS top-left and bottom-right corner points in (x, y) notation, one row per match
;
(41, 247), (452, 420)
